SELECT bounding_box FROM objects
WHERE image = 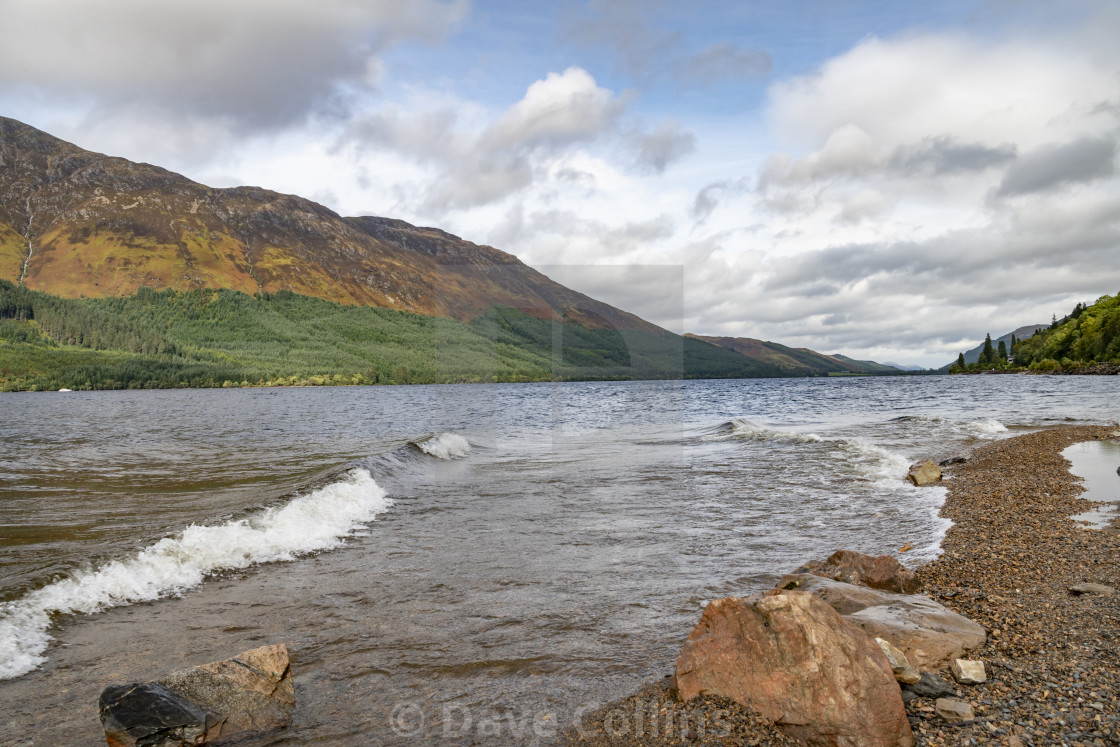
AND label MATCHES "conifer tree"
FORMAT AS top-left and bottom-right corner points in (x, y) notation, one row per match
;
(980, 333), (995, 366)
(997, 340), (1007, 361)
